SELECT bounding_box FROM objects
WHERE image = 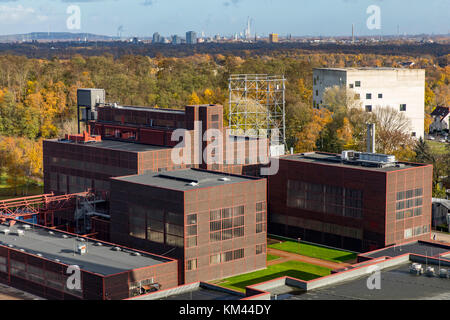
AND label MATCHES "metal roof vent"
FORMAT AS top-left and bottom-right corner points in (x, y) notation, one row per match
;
(17, 230), (24, 237)
(426, 266), (435, 277)
(94, 242), (103, 247)
(48, 231), (55, 235)
(23, 225), (31, 230)
(78, 238), (86, 242)
(219, 177), (231, 182)
(112, 246), (122, 252)
(8, 244), (13, 248)
(187, 182), (199, 187)
(2, 229), (10, 235)
(36, 254), (43, 257)
(19, 249), (25, 252)
(55, 259), (61, 263)
(131, 252), (141, 257)
(62, 235), (69, 239)
(439, 269), (448, 278)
